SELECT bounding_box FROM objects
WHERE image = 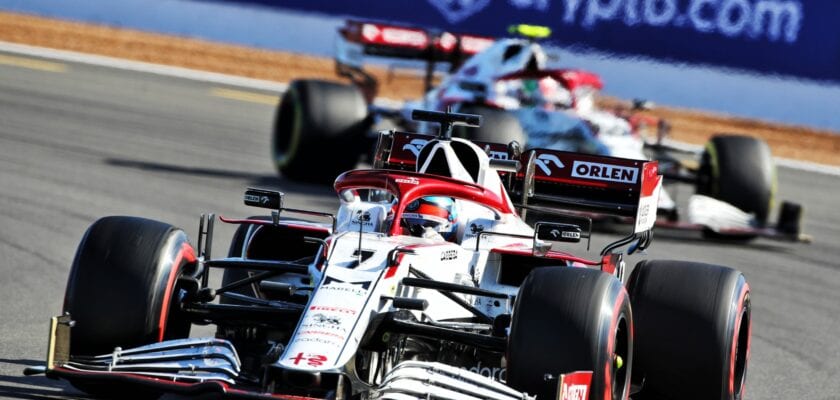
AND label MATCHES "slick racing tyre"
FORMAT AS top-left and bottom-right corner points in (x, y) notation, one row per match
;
(65, 216), (195, 356)
(696, 135), (776, 227)
(63, 216), (196, 397)
(454, 104), (527, 148)
(627, 260), (751, 400)
(273, 79), (370, 183)
(507, 267), (632, 400)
